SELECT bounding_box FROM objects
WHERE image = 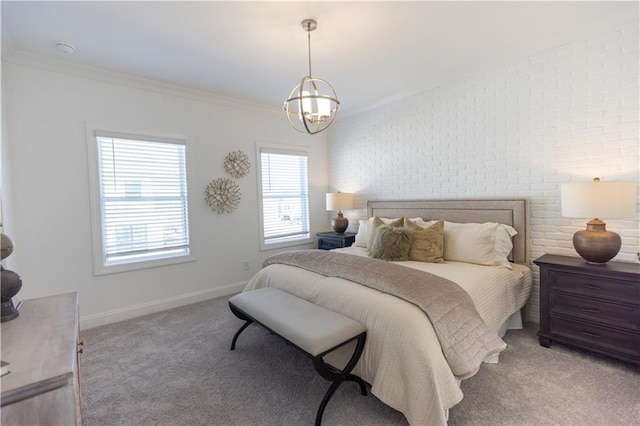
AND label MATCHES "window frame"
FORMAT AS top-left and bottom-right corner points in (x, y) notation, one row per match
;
(86, 126), (195, 275)
(256, 142), (312, 251)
